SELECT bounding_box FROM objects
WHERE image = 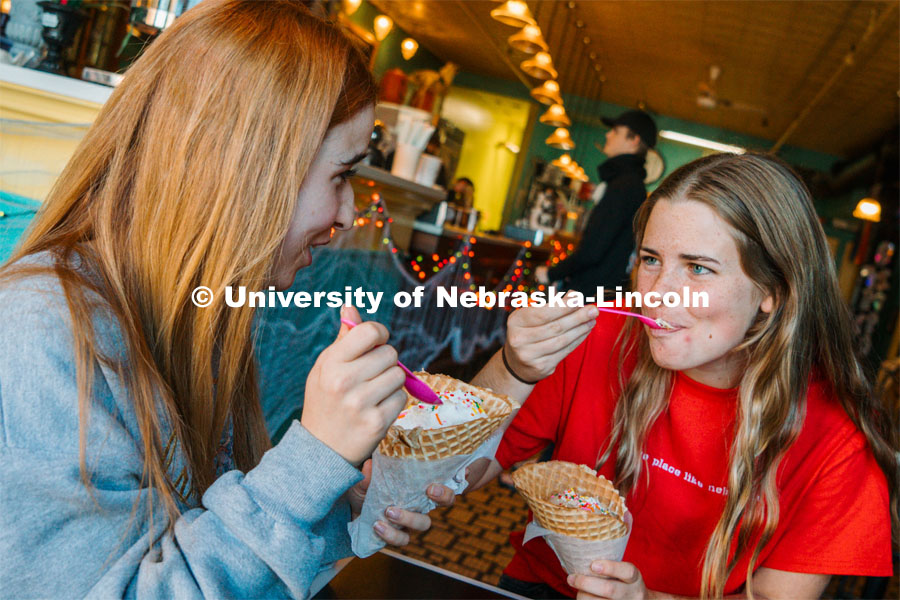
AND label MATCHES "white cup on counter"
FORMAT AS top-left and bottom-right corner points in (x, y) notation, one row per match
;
(391, 142), (422, 180)
(414, 154), (443, 187)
